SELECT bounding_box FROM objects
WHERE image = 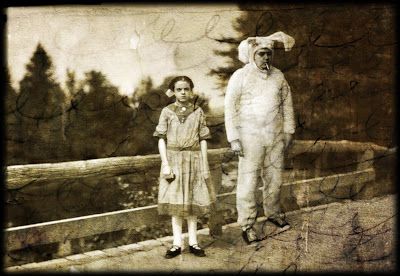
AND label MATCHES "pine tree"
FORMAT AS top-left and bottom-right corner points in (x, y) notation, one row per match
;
(16, 43), (67, 163)
(65, 70), (135, 159)
(4, 69), (24, 164)
(65, 69), (77, 97)
(5, 70), (17, 115)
